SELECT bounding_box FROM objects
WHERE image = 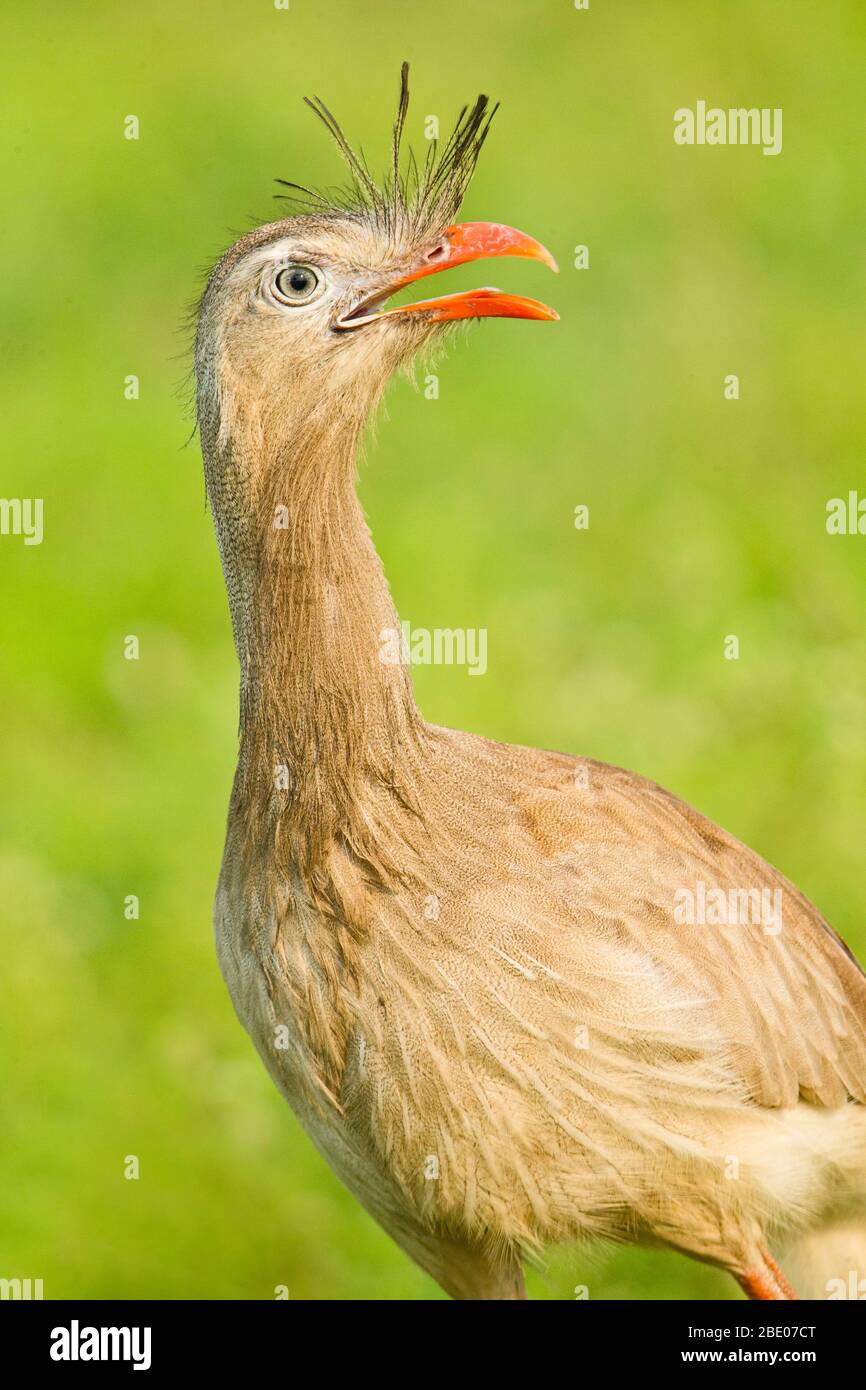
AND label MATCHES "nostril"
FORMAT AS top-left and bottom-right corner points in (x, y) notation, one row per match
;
(425, 240), (449, 263)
